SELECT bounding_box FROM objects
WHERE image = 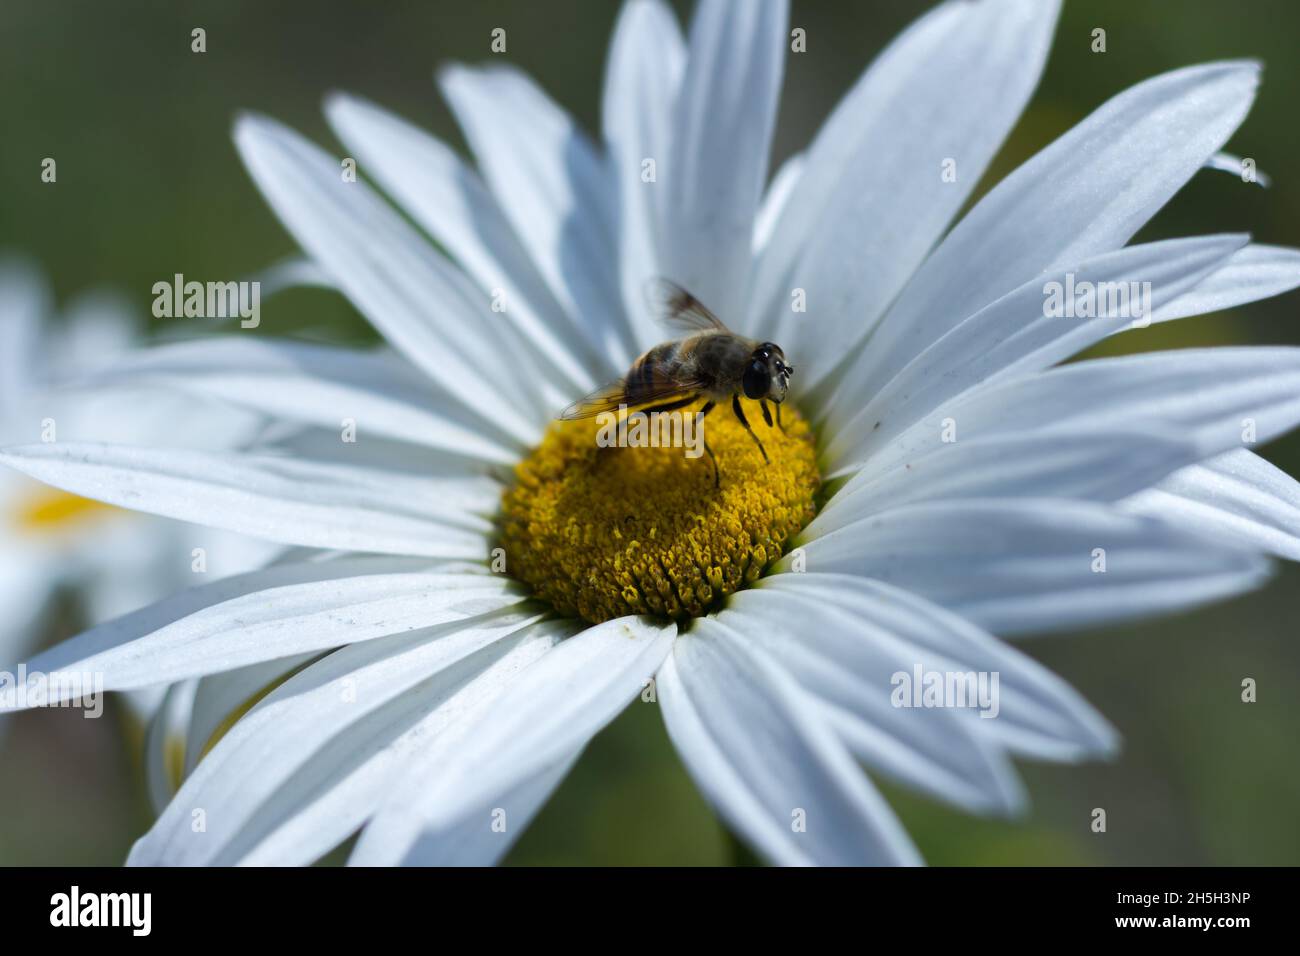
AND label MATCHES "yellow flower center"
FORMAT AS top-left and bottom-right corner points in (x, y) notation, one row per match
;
(500, 399), (820, 624)
(12, 485), (119, 533)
